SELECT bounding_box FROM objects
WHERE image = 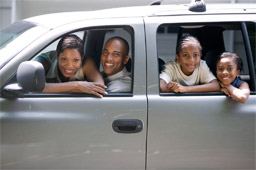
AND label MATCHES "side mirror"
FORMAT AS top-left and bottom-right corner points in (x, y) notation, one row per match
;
(17, 61), (45, 92)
